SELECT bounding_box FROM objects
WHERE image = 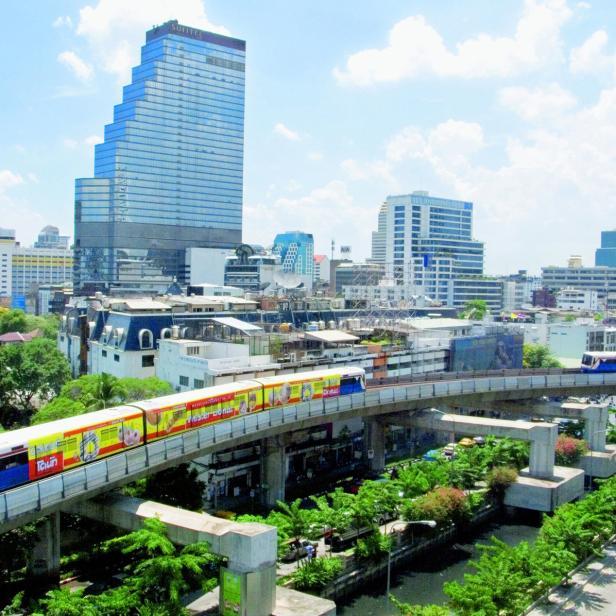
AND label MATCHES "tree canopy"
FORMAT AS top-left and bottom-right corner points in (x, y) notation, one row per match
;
(458, 299), (488, 320)
(0, 308), (60, 339)
(523, 343), (563, 368)
(31, 374), (173, 424)
(0, 338), (70, 428)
